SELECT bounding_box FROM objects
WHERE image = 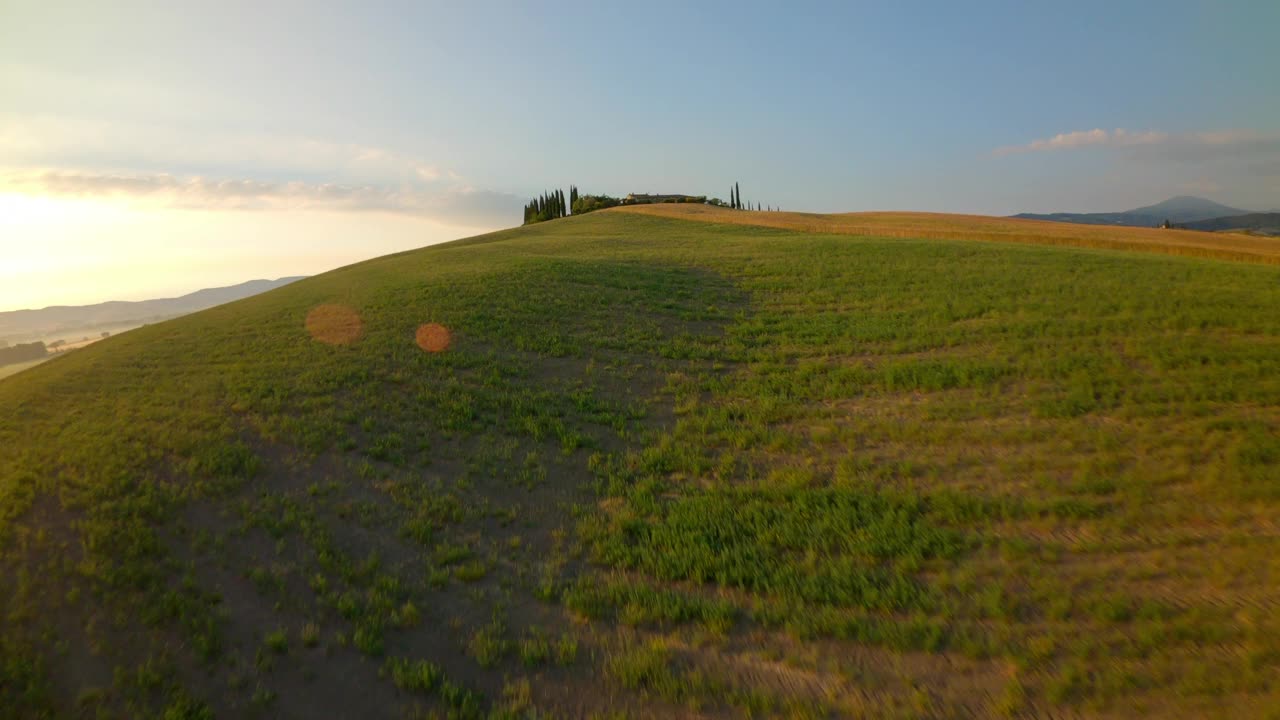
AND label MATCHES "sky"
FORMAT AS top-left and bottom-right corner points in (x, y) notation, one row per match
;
(2, 0), (1278, 311)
